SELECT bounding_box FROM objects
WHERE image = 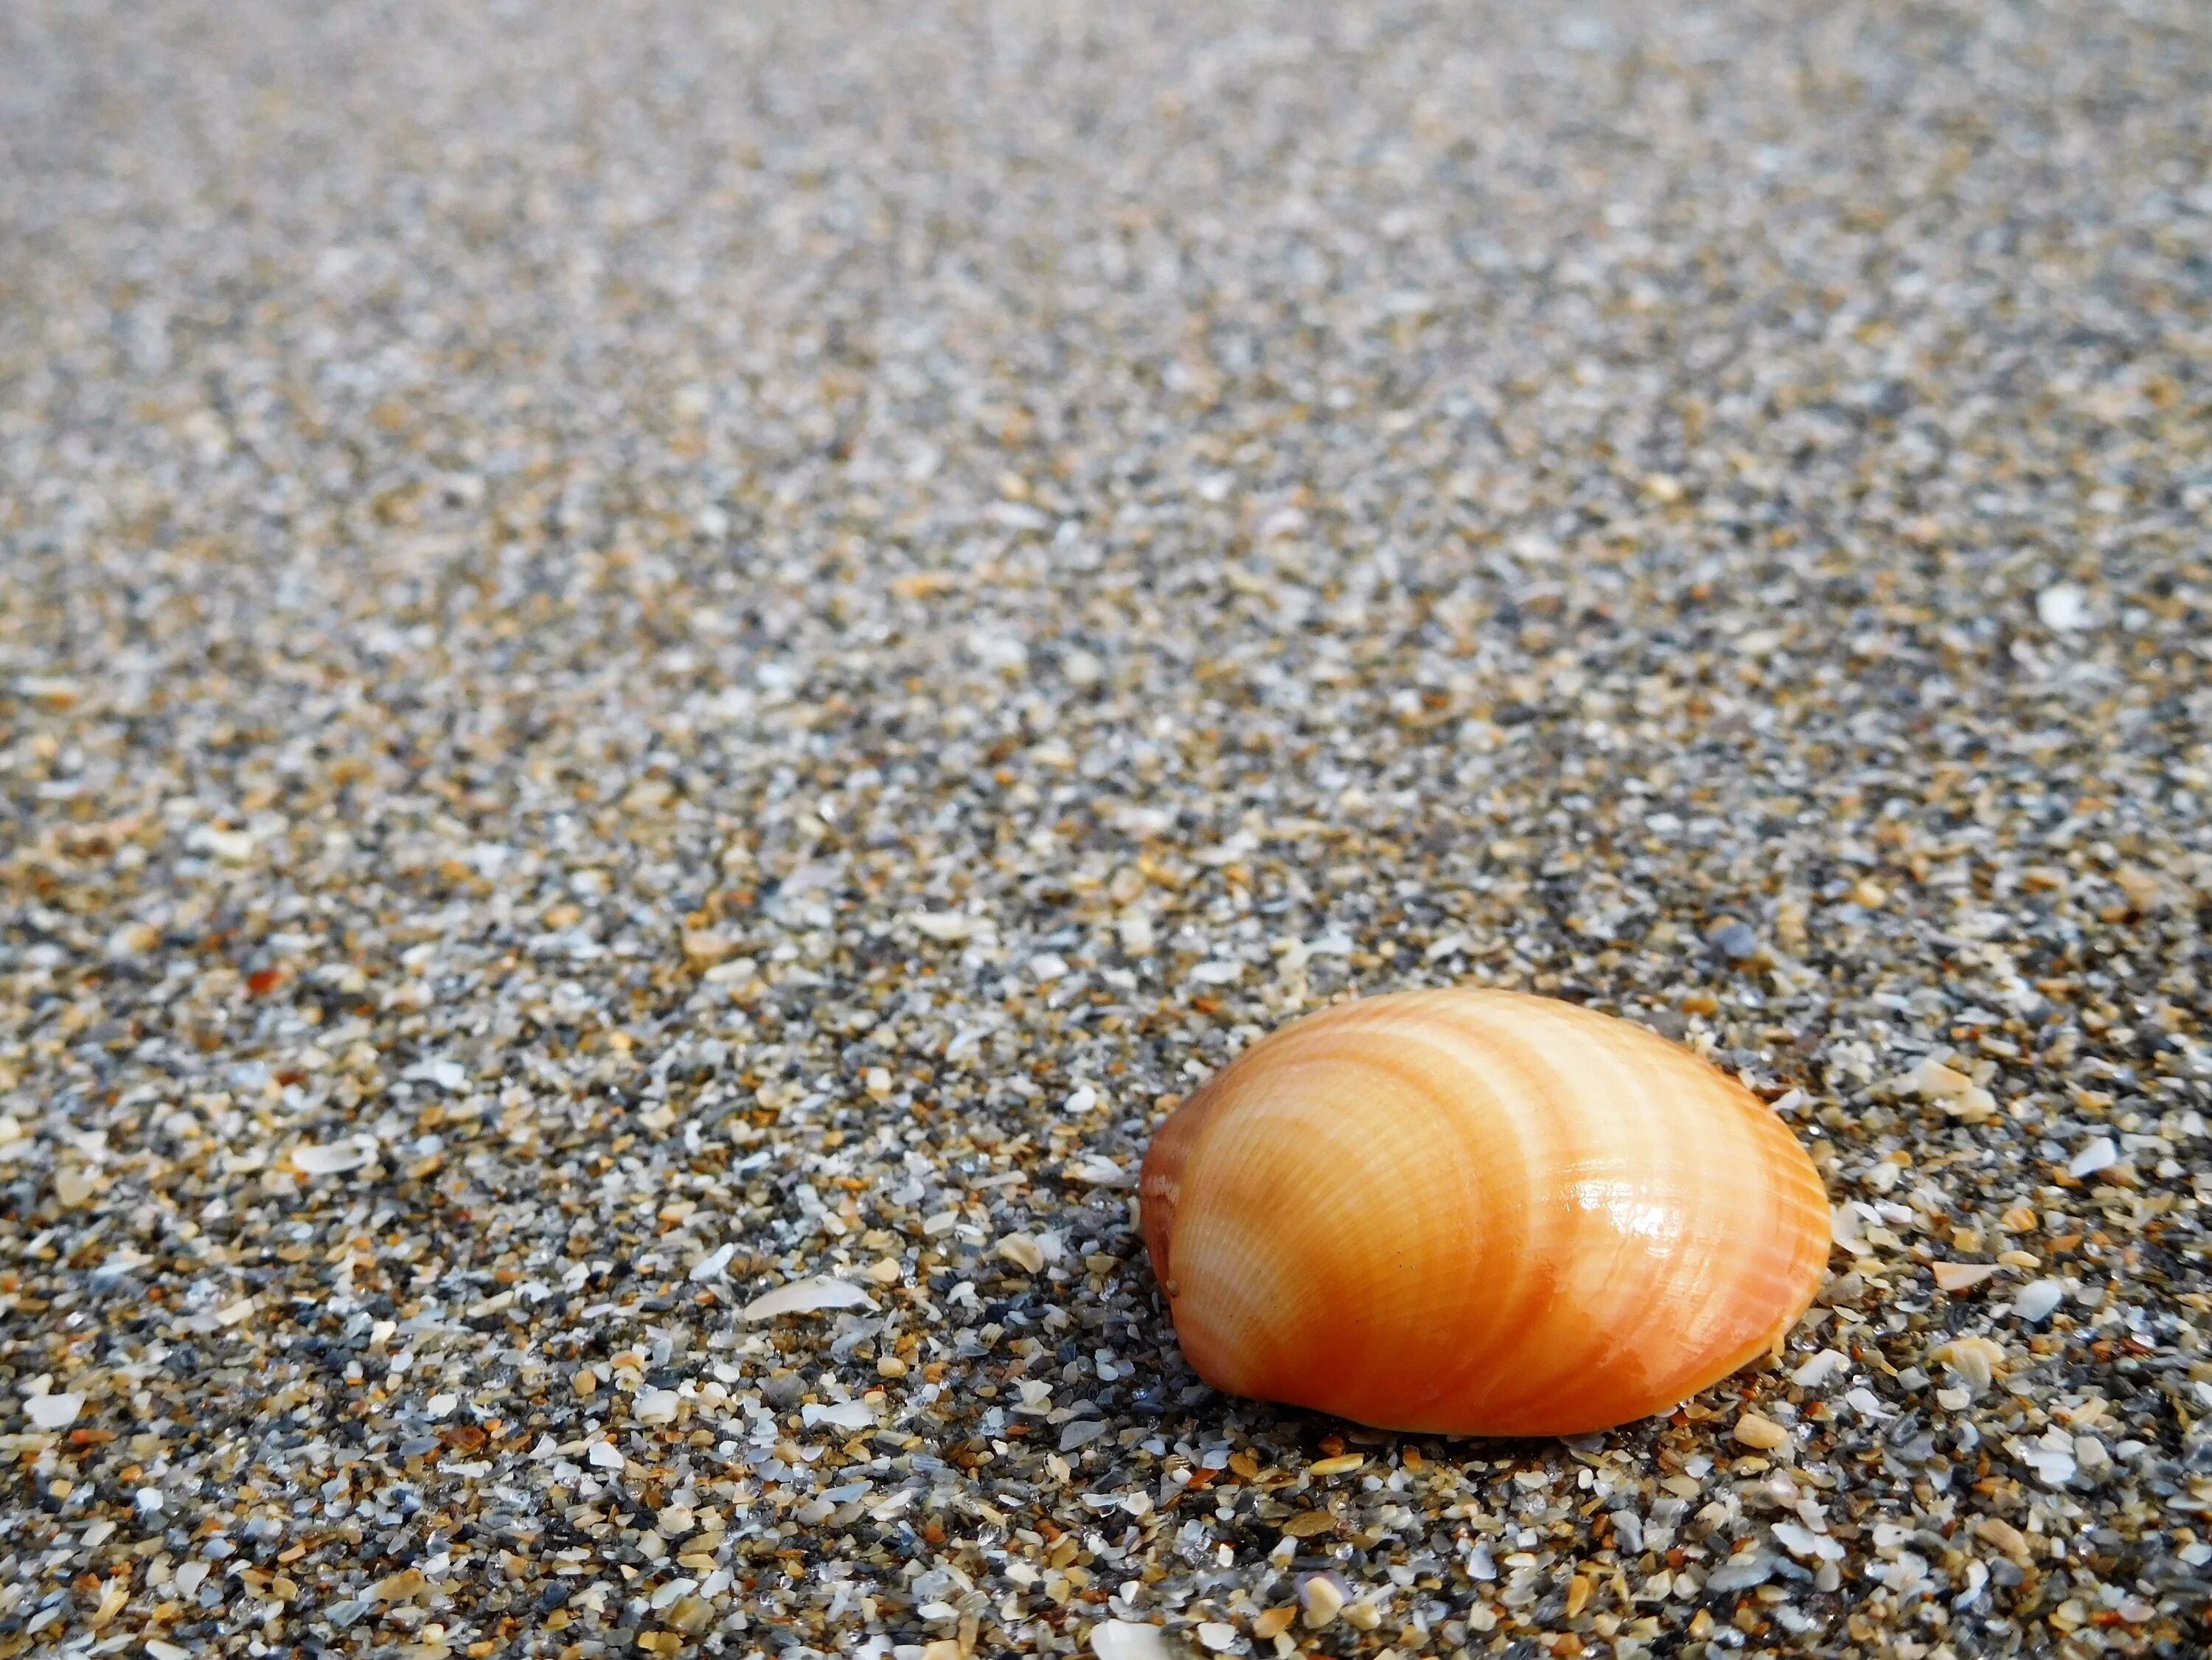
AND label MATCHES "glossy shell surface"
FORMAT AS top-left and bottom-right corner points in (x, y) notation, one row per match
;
(1140, 988), (1830, 1435)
